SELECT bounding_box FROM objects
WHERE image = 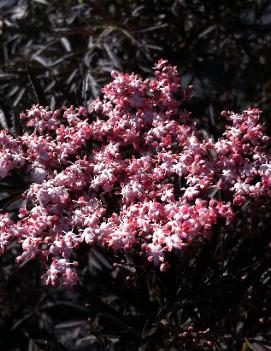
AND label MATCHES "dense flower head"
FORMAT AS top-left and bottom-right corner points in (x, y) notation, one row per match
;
(0, 59), (271, 287)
